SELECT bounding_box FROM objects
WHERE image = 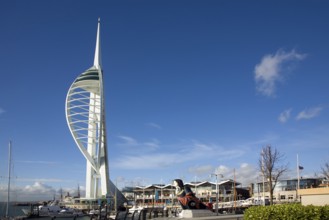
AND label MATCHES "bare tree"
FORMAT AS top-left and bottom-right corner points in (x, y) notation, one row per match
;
(321, 162), (329, 179)
(258, 145), (288, 205)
